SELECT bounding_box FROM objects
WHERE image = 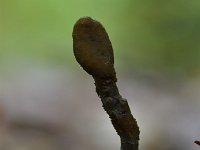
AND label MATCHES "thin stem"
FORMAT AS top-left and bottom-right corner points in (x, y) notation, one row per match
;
(94, 77), (139, 150)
